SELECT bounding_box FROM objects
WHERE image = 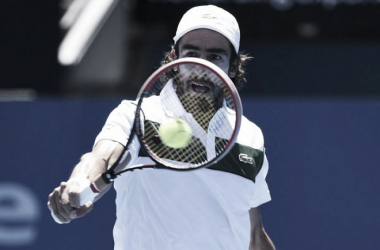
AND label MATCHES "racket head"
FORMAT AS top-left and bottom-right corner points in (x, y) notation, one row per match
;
(135, 57), (242, 170)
